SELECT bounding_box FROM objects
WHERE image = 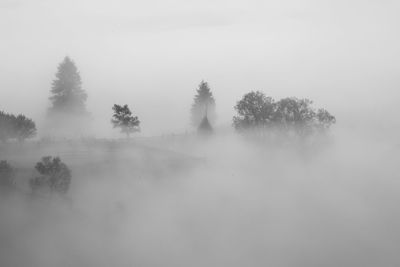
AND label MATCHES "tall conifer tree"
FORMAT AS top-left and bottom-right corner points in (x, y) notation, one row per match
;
(49, 56), (87, 115)
(190, 80), (216, 127)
